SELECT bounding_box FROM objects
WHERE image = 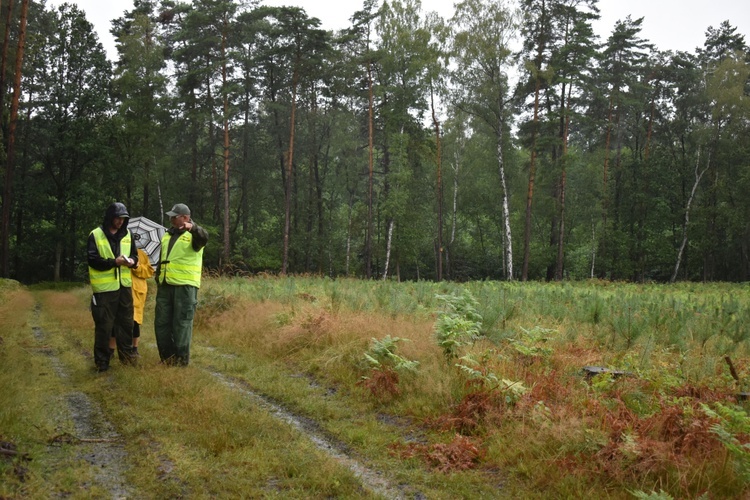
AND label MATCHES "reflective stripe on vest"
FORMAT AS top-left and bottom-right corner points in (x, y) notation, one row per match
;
(88, 227), (132, 292)
(159, 231), (203, 287)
